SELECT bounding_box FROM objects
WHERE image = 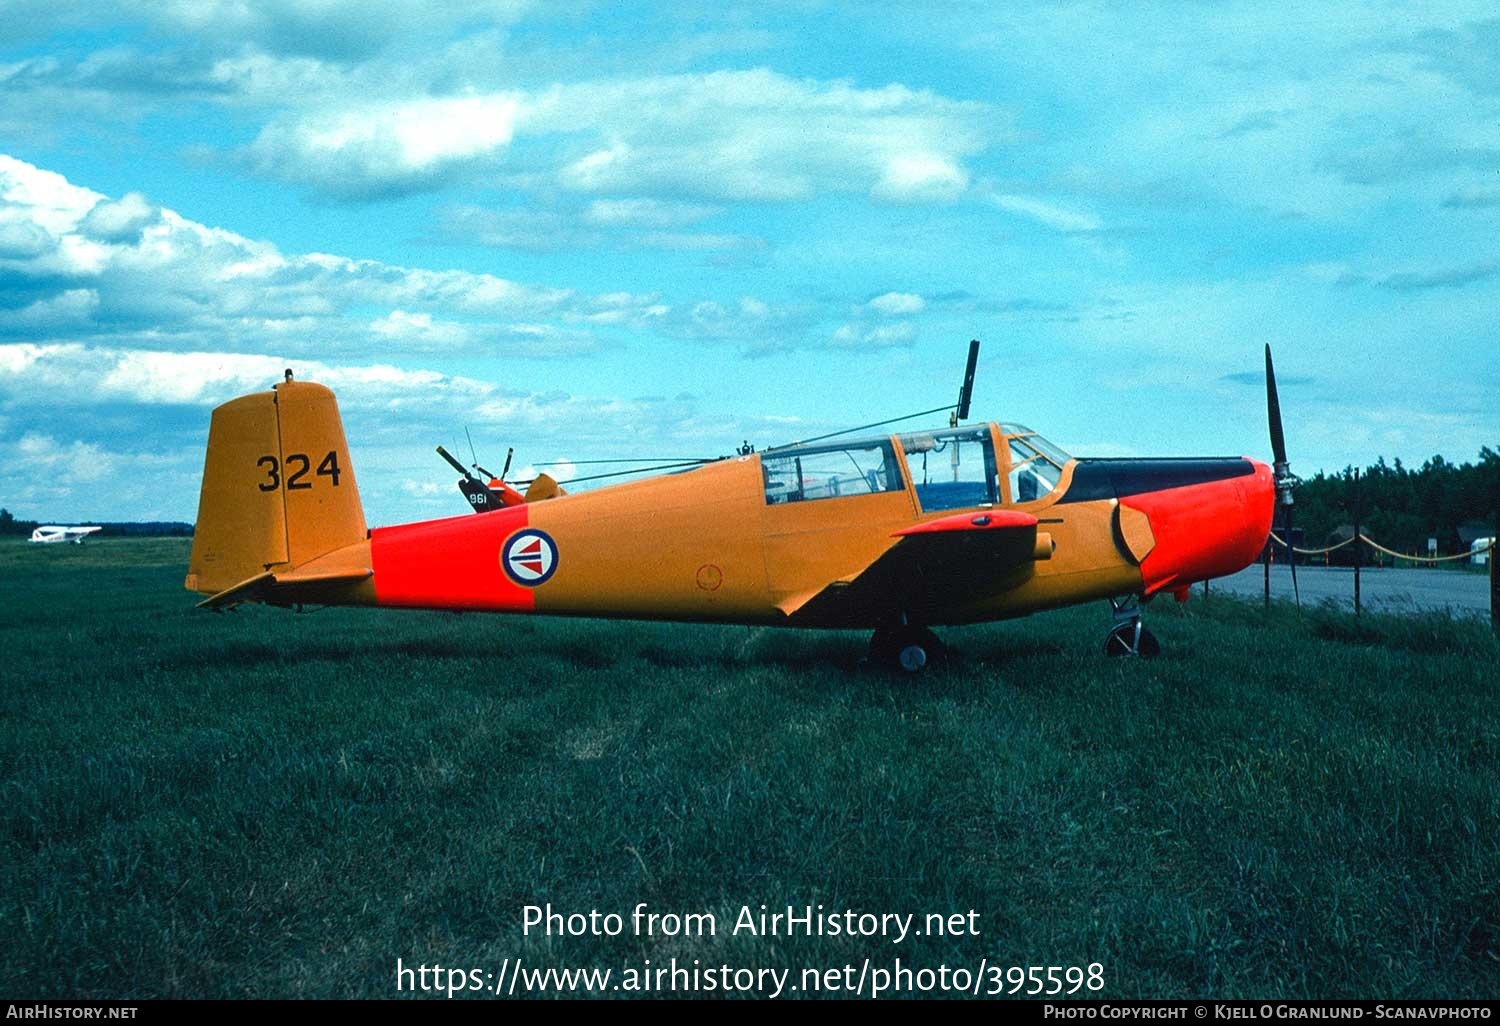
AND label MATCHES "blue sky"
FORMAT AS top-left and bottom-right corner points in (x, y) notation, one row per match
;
(1, 1), (1497, 524)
